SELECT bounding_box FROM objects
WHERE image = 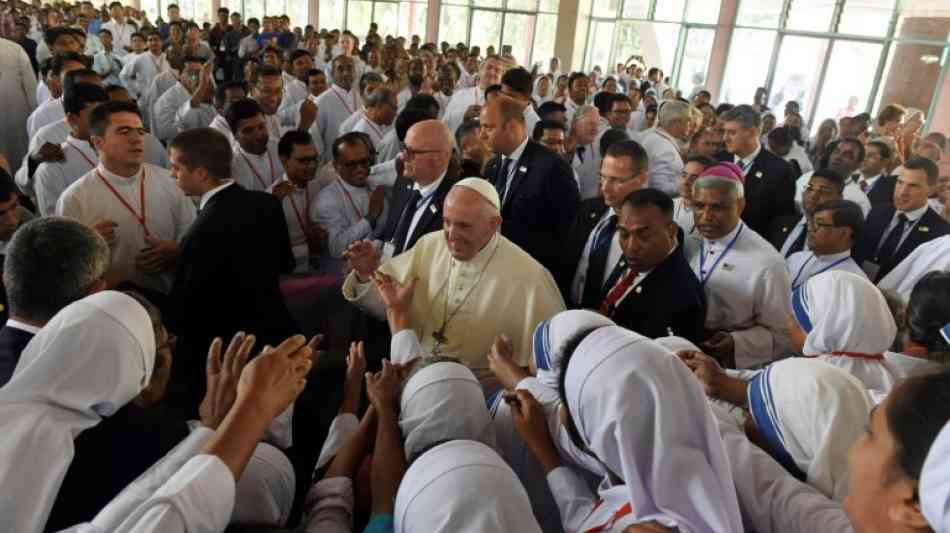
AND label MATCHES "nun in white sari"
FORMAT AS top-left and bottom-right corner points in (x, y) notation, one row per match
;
(922, 421), (950, 533)
(878, 234), (950, 302)
(394, 439), (543, 533)
(0, 291), (155, 533)
(549, 326), (743, 532)
(791, 270), (944, 393)
(747, 358), (872, 501)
